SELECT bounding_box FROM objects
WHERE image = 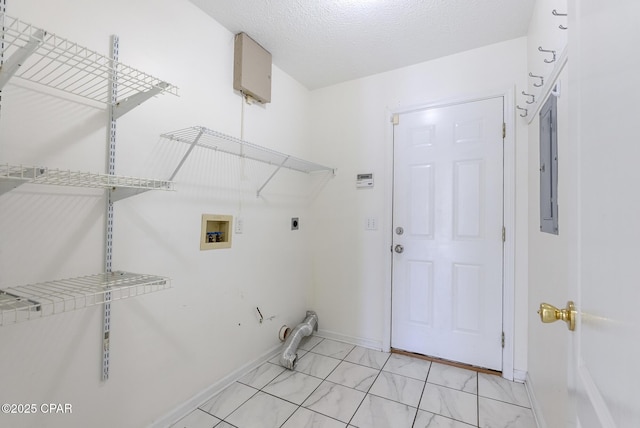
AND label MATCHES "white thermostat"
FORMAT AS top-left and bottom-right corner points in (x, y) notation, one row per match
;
(356, 173), (374, 188)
